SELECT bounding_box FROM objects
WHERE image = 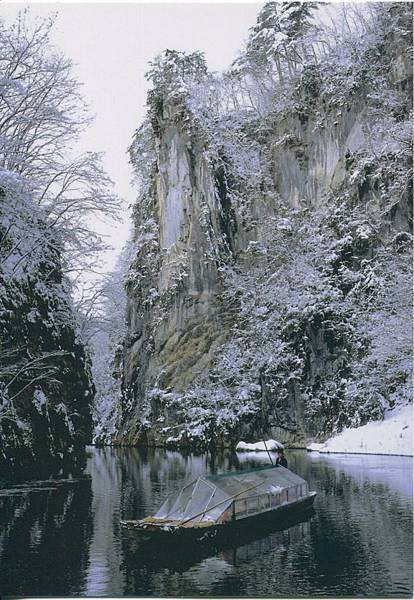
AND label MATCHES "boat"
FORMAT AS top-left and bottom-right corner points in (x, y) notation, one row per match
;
(120, 464), (317, 542)
(123, 501), (314, 570)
